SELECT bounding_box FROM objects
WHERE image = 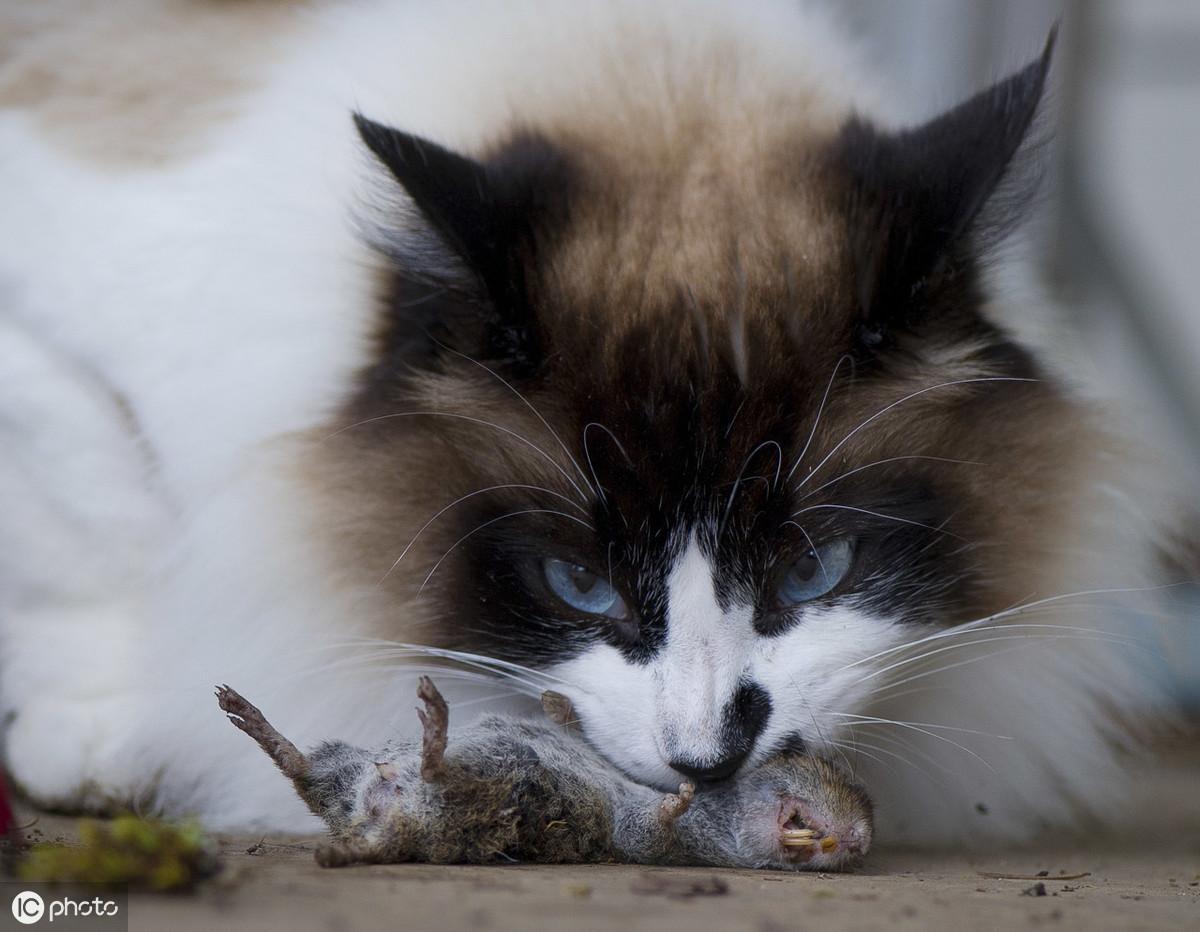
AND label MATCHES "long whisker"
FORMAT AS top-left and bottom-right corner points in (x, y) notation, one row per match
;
(825, 711), (1014, 741)
(830, 584), (1170, 676)
(840, 731), (956, 787)
(792, 503), (960, 537)
(798, 455), (984, 502)
(779, 521), (829, 586)
(378, 483), (587, 584)
(327, 639), (583, 690)
(793, 376), (1036, 492)
(582, 421), (633, 505)
(785, 354), (852, 484)
(855, 630), (1140, 687)
(438, 343), (599, 500)
(722, 439), (783, 528)
(833, 710), (997, 773)
(853, 620), (1145, 675)
(868, 644), (1034, 700)
(419, 507), (594, 594)
(829, 737), (946, 788)
(324, 411), (591, 504)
